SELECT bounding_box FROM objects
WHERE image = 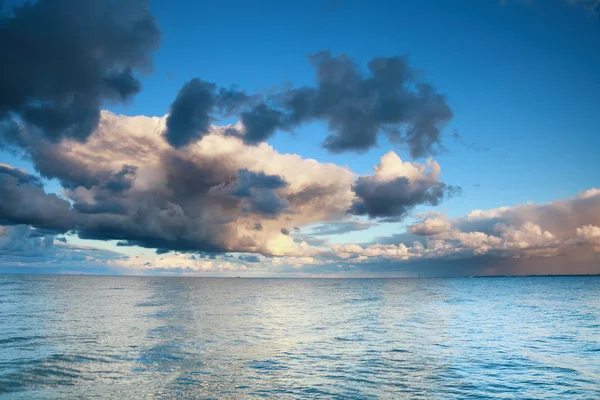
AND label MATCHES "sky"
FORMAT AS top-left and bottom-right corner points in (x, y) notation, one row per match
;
(0, 0), (599, 277)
